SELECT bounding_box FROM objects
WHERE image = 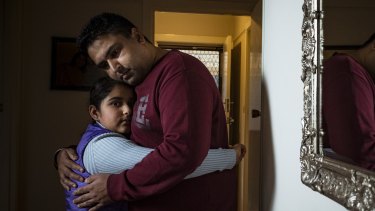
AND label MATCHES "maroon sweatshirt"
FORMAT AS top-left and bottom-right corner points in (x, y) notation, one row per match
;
(323, 53), (375, 170)
(108, 50), (237, 211)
